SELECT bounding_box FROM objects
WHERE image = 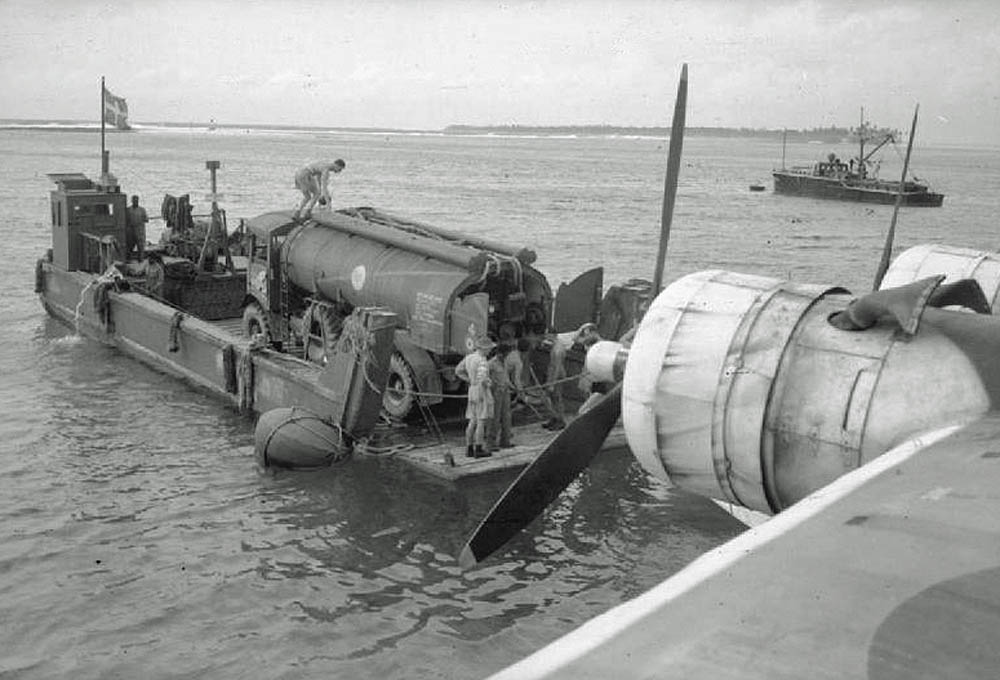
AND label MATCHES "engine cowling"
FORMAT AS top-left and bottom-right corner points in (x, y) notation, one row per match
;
(880, 243), (1000, 312)
(589, 270), (991, 514)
